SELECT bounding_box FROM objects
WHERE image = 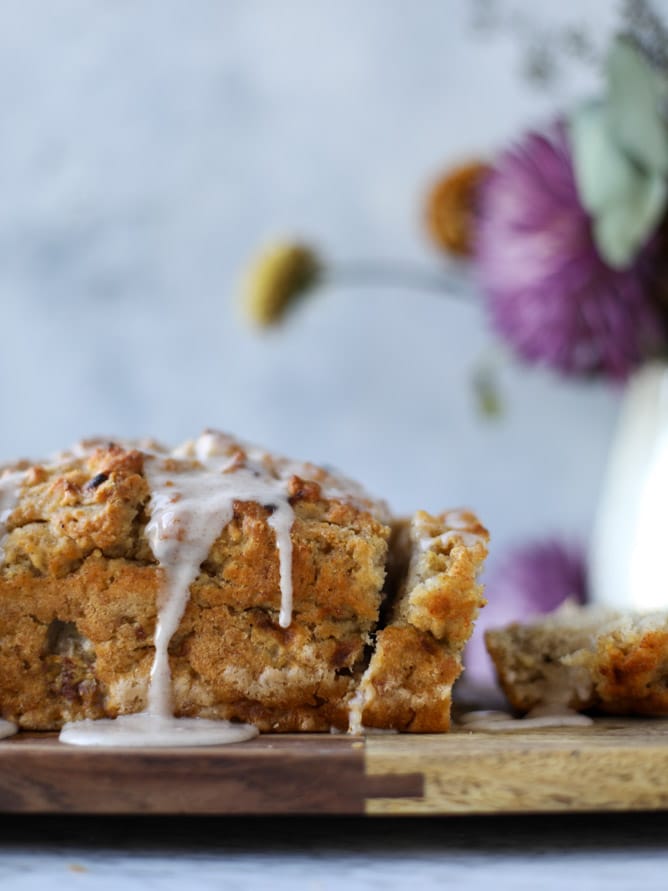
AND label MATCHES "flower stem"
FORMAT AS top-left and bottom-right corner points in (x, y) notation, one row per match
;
(326, 261), (474, 300)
